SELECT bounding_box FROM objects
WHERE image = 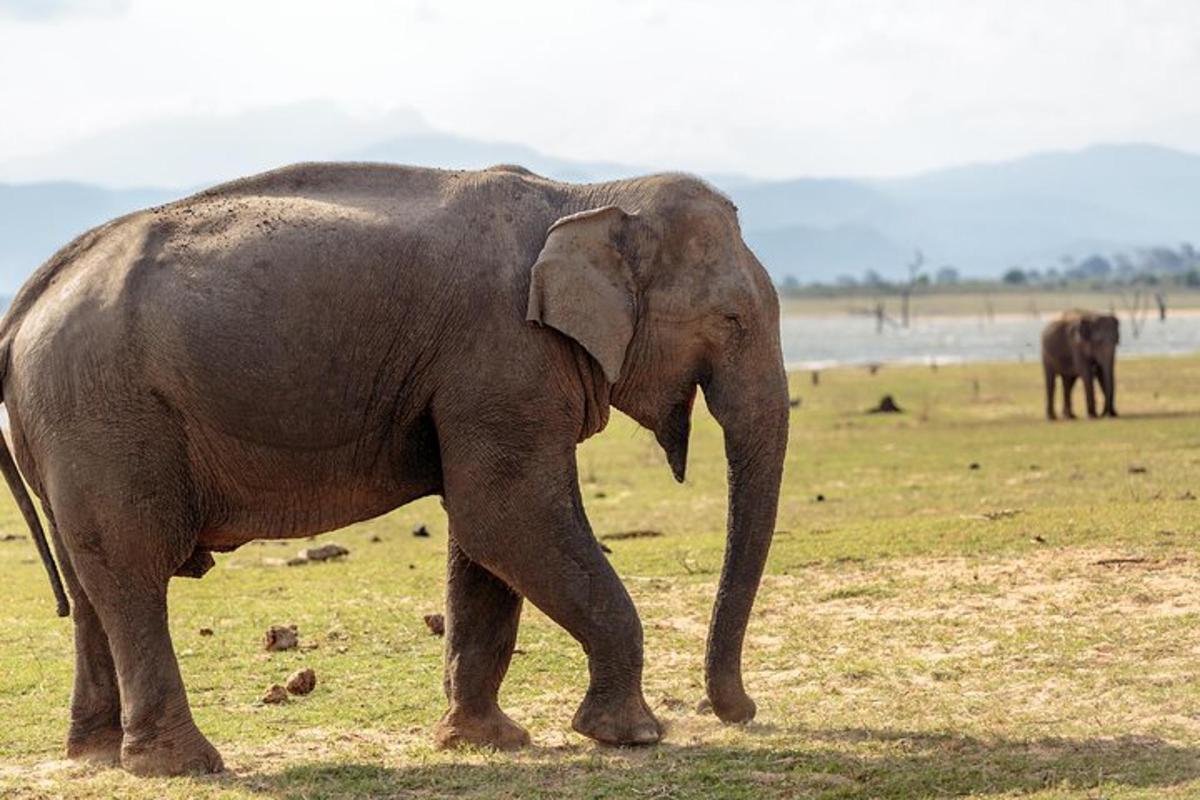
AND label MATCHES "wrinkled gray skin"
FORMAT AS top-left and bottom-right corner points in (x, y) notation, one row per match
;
(1041, 311), (1119, 420)
(0, 164), (788, 776)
